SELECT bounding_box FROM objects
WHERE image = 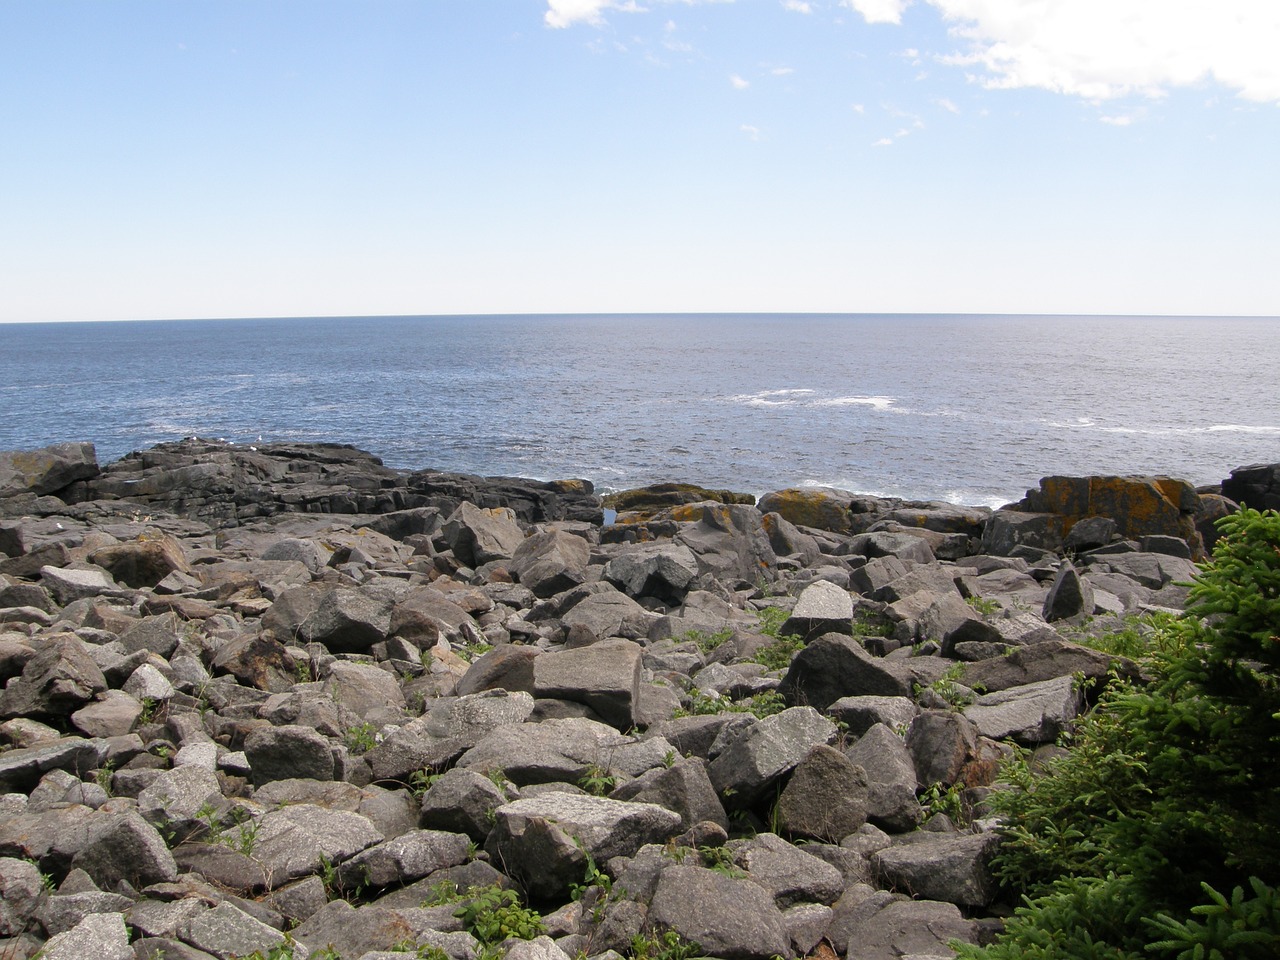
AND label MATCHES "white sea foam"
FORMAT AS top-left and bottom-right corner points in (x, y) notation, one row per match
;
(812, 395), (897, 411)
(1208, 424), (1280, 434)
(727, 388), (815, 406)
